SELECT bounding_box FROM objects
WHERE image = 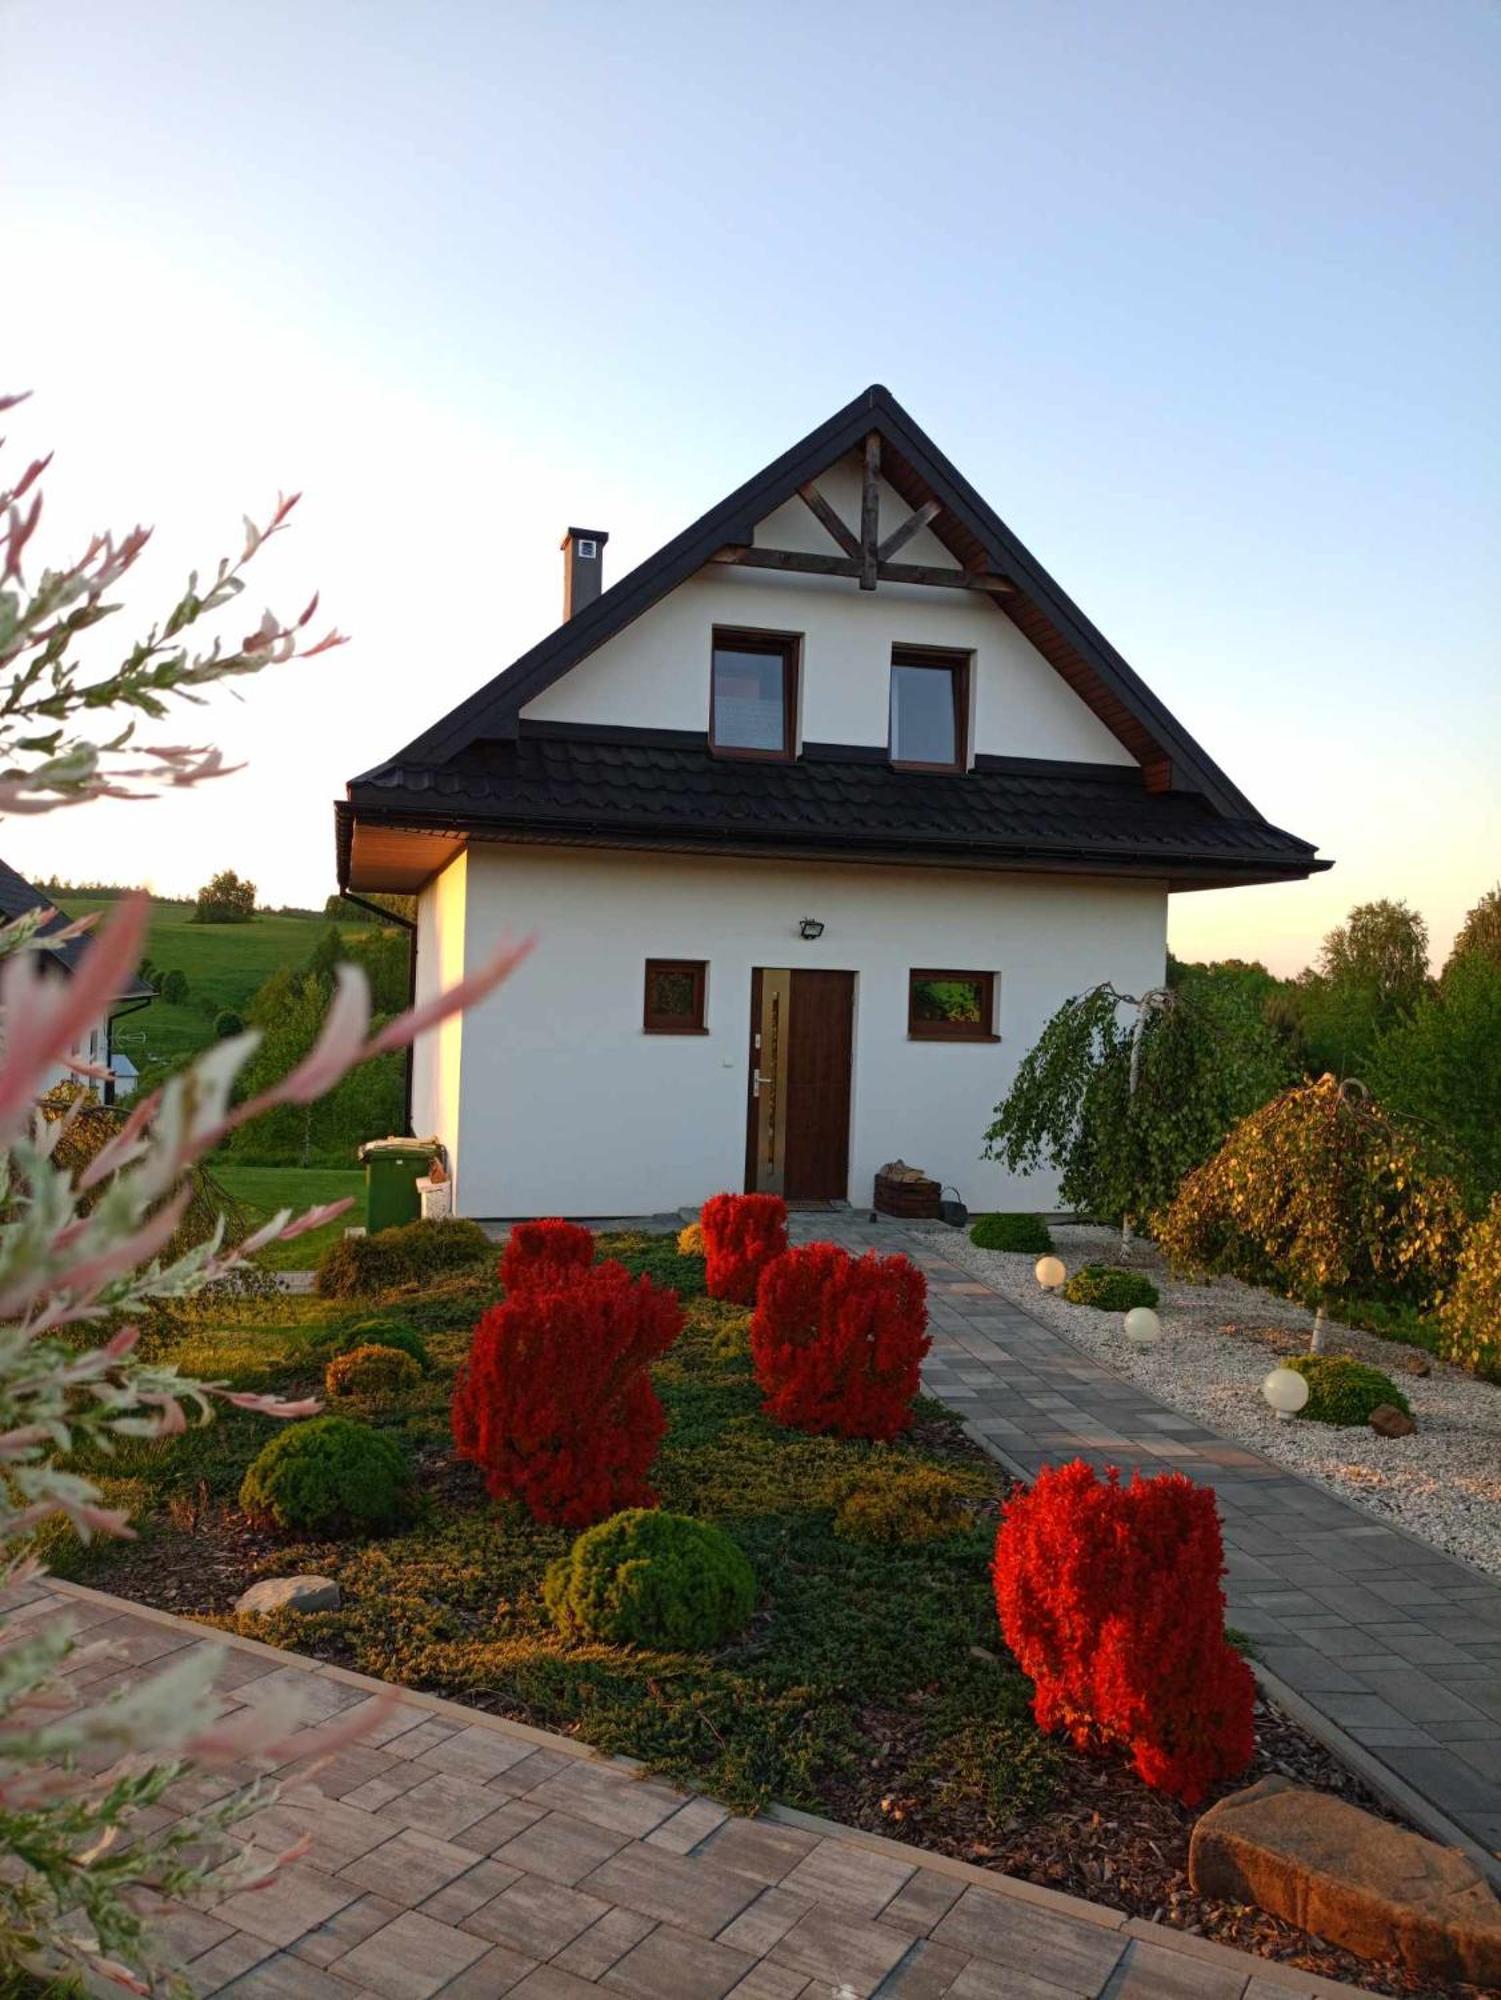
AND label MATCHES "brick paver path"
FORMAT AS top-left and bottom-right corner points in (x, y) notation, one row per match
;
(7, 1574), (1368, 1999)
(787, 1217), (1501, 1872)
